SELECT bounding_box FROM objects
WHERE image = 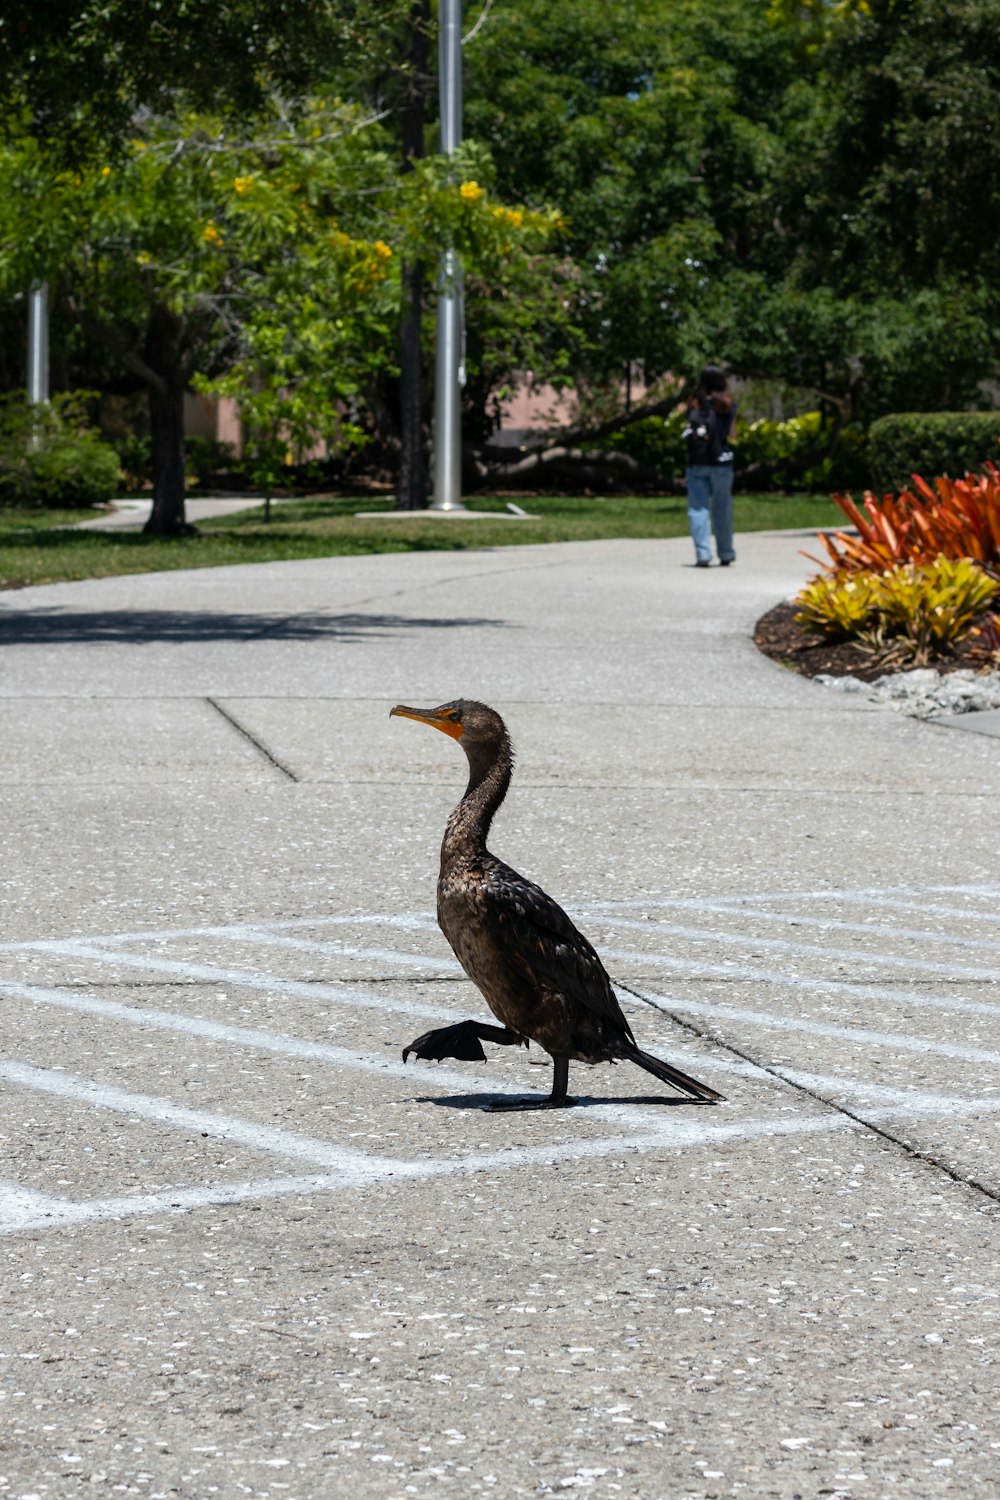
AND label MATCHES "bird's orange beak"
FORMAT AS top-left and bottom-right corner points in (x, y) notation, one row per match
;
(390, 704), (464, 739)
